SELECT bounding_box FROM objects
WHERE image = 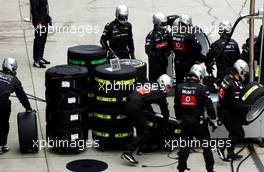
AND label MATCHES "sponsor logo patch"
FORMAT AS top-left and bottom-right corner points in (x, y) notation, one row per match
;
(181, 95), (196, 106)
